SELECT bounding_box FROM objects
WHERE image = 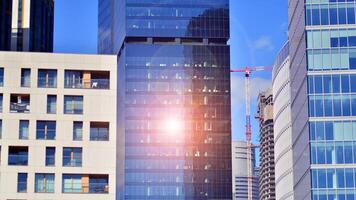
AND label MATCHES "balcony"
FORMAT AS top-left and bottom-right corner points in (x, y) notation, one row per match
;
(8, 146), (28, 166)
(10, 94), (30, 113)
(64, 70), (110, 89)
(63, 174), (109, 194)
